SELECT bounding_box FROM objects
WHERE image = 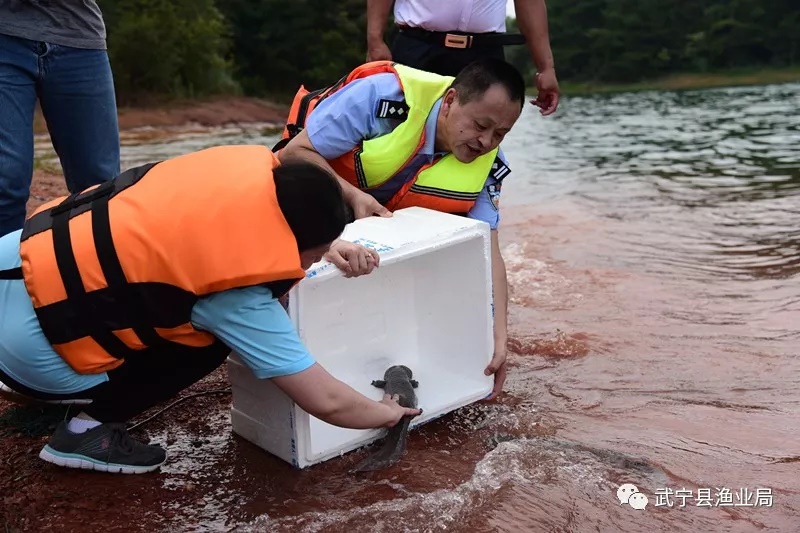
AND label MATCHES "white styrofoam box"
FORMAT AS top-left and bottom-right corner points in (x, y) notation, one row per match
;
(228, 206), (494, 468)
